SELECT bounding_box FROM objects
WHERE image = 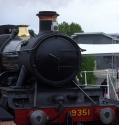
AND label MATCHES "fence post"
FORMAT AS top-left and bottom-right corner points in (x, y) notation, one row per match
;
(84, 71), (87, 86)
(106, 71), (110, 99)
